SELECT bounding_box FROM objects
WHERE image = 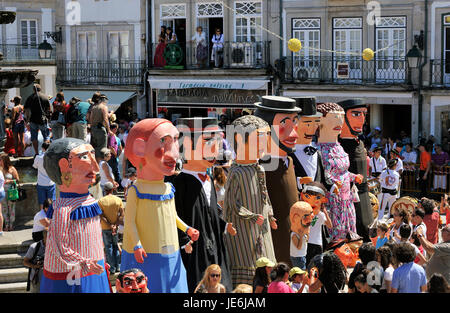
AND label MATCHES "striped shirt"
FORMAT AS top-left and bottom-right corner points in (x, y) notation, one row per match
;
(44, 194), (104, 277)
